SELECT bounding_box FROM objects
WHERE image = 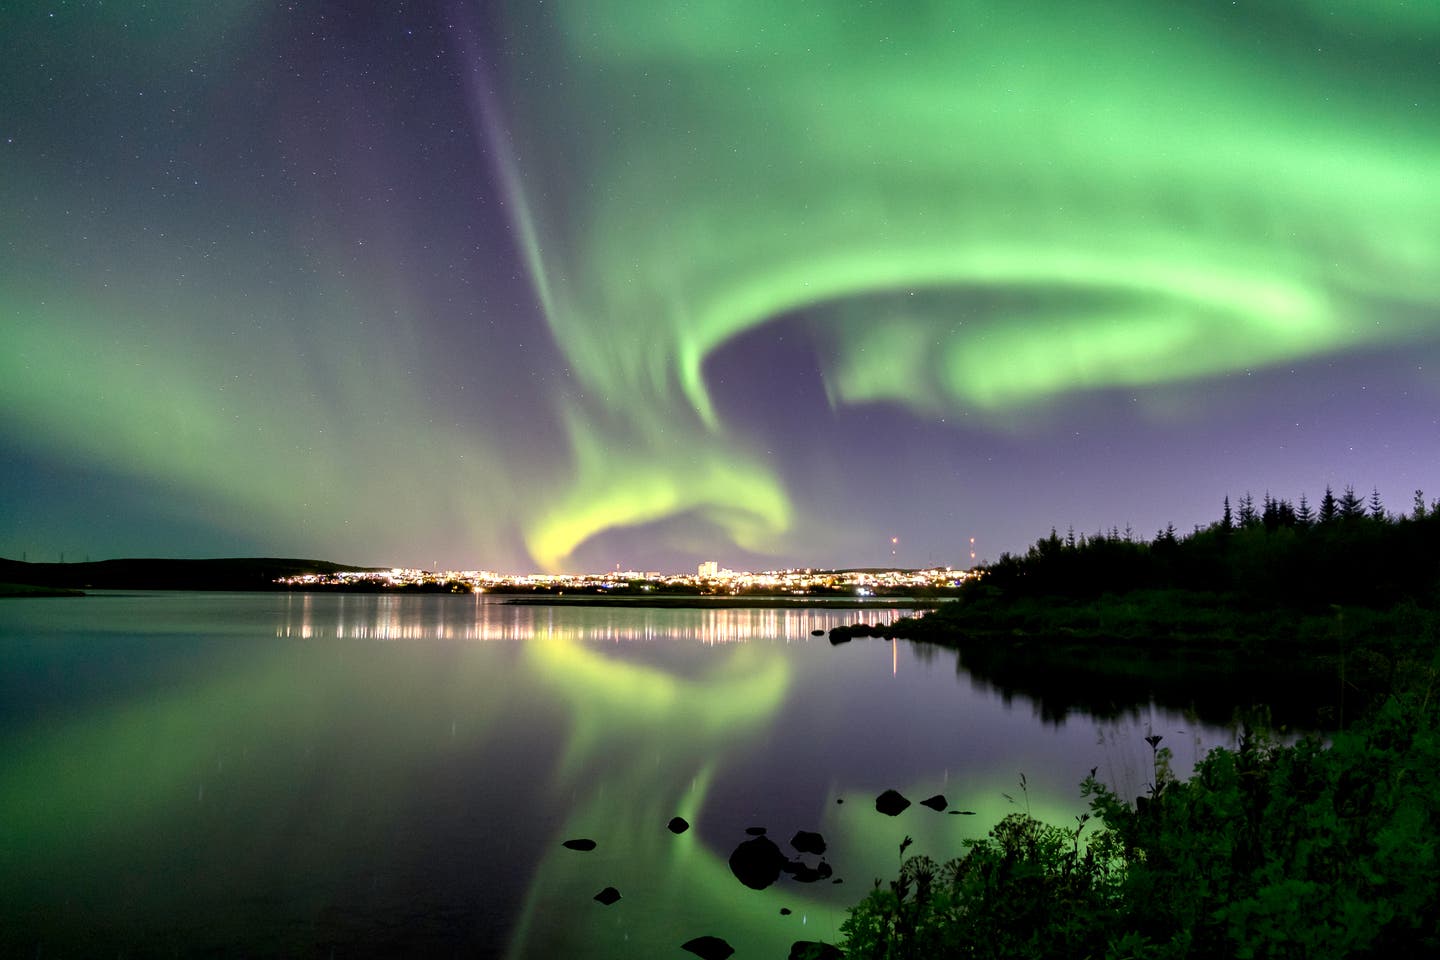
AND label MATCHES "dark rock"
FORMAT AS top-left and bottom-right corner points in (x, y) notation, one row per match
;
(790, 830), (826, 856)
(832, 878), (844, 884)
(682, 935), (735, 960)
(835, 797), (844, 804)
(593, 886), (621, 905)
(668, 816), (690, 834)
(811, 629), (825, 636)
(828, 627), (852, 645)
(953, 810), (977, 816)
(920, 794), (947, 812)
(789, 941), (845, 960)
(780, 907), (792, 916)
(729, 835), (786, 890)
(875, 790), (911, 816)
(745, 826), (767, 835)
(562, 838), (596, 851)
(783, 859), (833, 883)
